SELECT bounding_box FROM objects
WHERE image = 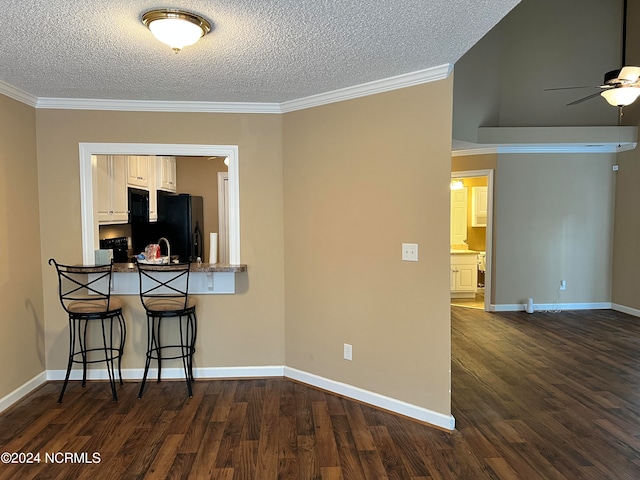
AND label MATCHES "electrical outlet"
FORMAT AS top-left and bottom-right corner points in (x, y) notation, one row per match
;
(343, 343), (352, 361)
(560, 280), (566, 291)
(402, 243), (418, 262)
